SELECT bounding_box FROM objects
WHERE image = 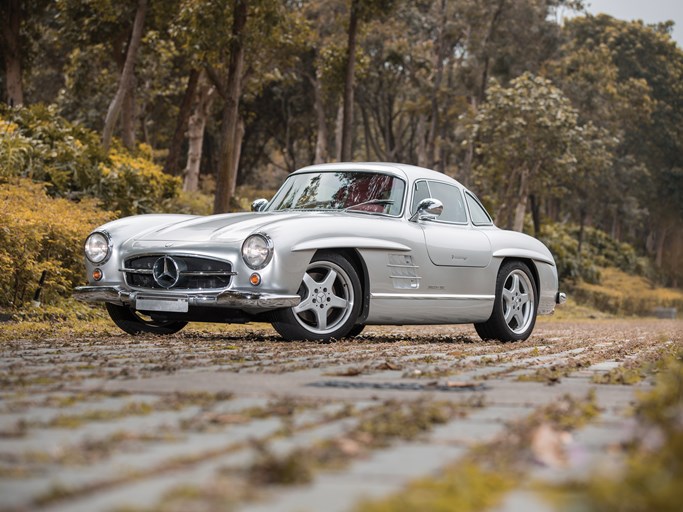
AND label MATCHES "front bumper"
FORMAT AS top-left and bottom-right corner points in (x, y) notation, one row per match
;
(73, 286), (301, 309)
